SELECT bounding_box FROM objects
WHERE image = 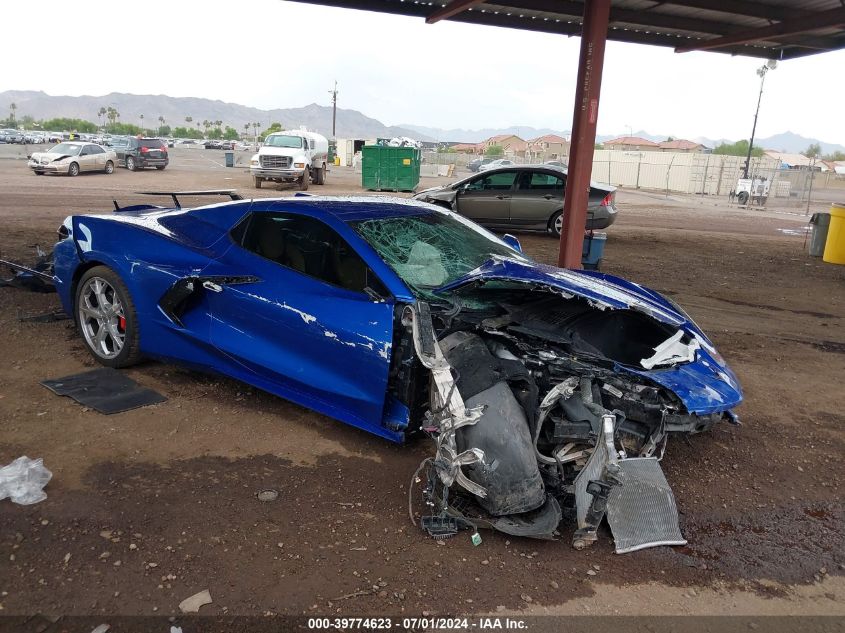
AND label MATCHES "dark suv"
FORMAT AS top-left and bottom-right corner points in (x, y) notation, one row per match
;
(116, 137), (169, 171)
